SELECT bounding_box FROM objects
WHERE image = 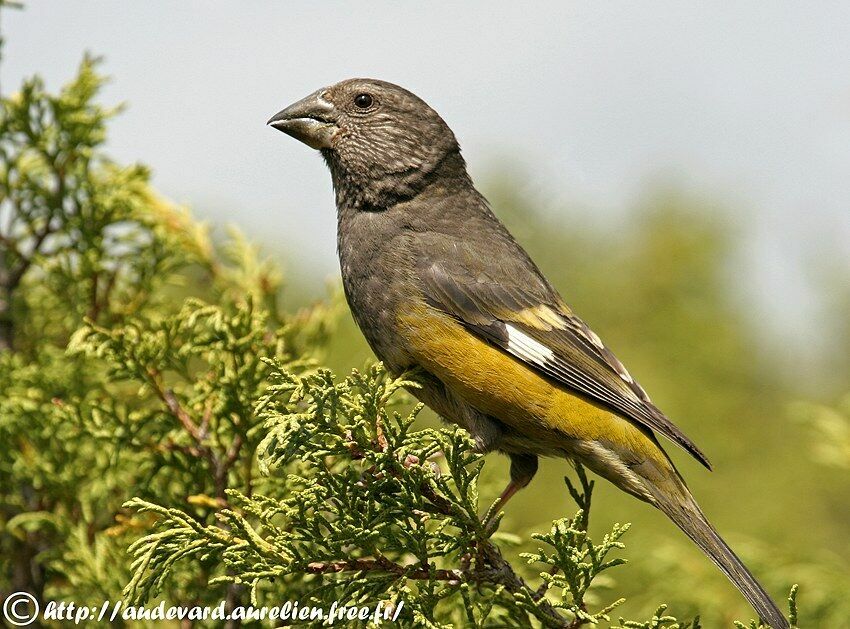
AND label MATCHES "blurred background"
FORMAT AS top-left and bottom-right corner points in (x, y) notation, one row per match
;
(6, 1), (850, 624)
